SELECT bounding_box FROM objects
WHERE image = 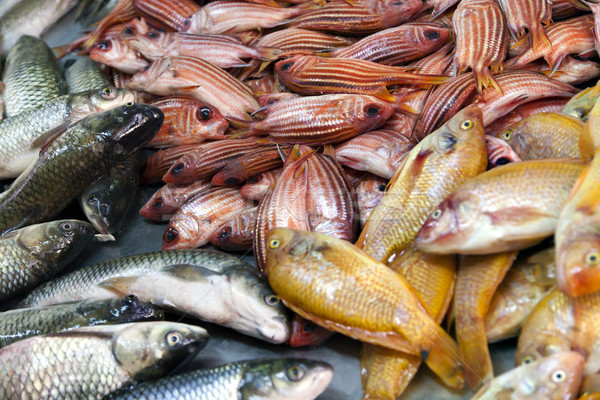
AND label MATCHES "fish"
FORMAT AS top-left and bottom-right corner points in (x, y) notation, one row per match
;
(240, 169), (281, 201)
(496, 0), (551, 51)
(162, 186), (254, 250)
(452, 0), (508, 92)
(421, 0), (460, 19)
(580, 94), (600, 159)
(139, 179), (213, 221)
(265, 227), (465, 389)
(64, 56), (111, 93)
(289, 315), (334, 347)
(357, 105), (488, 263)
(0, 87), (135, 179)
(253, 28), (355, 57)
(485, 135), (522, 167)
(211, 145), (289, 186)
(527, 56), (600, 86)
(128, 56), (259, 121)
(132, 0), (200, 32)
(486, 98), (571, 136)
(79, 154), (139, 236)
(0, 220), (93, 302)
(209, 207), (257, 251)
(0, 296), (163, 348)
(105, 358), (333, 400)
(20, 250), (290, 344)
(89, 38), (150, 74)
(327, 22), (450, 65)
(229, 94), (394, 145)
(454, 252), (518, 390)
(497, 112), (583, 160)
(355, 173), (388, 227)
(472, 352), (584, 400)
(562, 82), (600, 120)
(146, 96), (228, 148)
(275, 55), (448, 100)
(590, 2), (600, 57)
(416, 159), (586, 255)
(0, 103), (163, 235)
(139, 144), (199, 185)
(0, 321), (209, 399)
(2, 35), (65, 117)
(485, 247), (556, 342)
